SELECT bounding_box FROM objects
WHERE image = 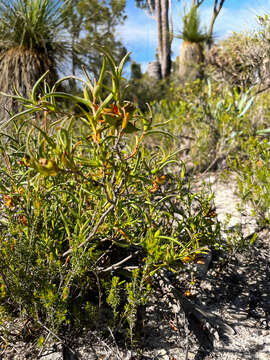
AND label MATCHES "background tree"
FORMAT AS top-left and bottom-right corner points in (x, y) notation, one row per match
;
(0, 0), (128, 119)
(177, 0), (225, 82)
(64, 0), (127, 83)
(135, 0), (225, 80)
(136, 0), (172, 79)
(0, 0), (69, 119)
(177, 5), (208, 81)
